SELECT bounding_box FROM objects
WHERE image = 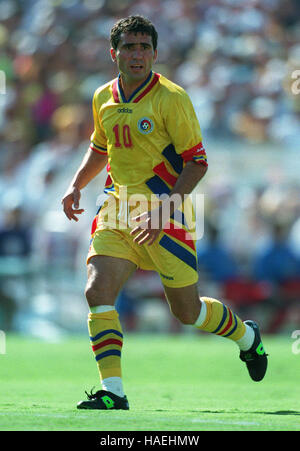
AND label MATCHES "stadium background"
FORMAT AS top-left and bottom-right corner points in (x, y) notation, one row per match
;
(0, 0), (299, 342)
